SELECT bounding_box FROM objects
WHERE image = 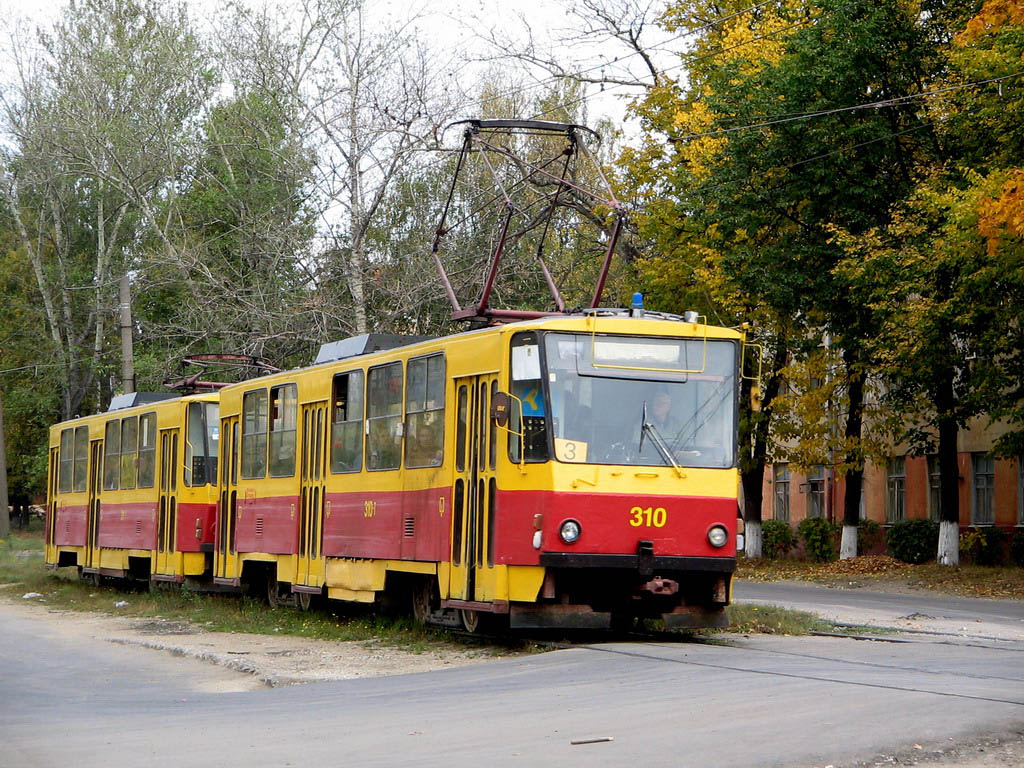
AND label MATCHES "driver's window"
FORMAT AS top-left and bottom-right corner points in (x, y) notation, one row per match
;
(509, 332), (548, 462)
